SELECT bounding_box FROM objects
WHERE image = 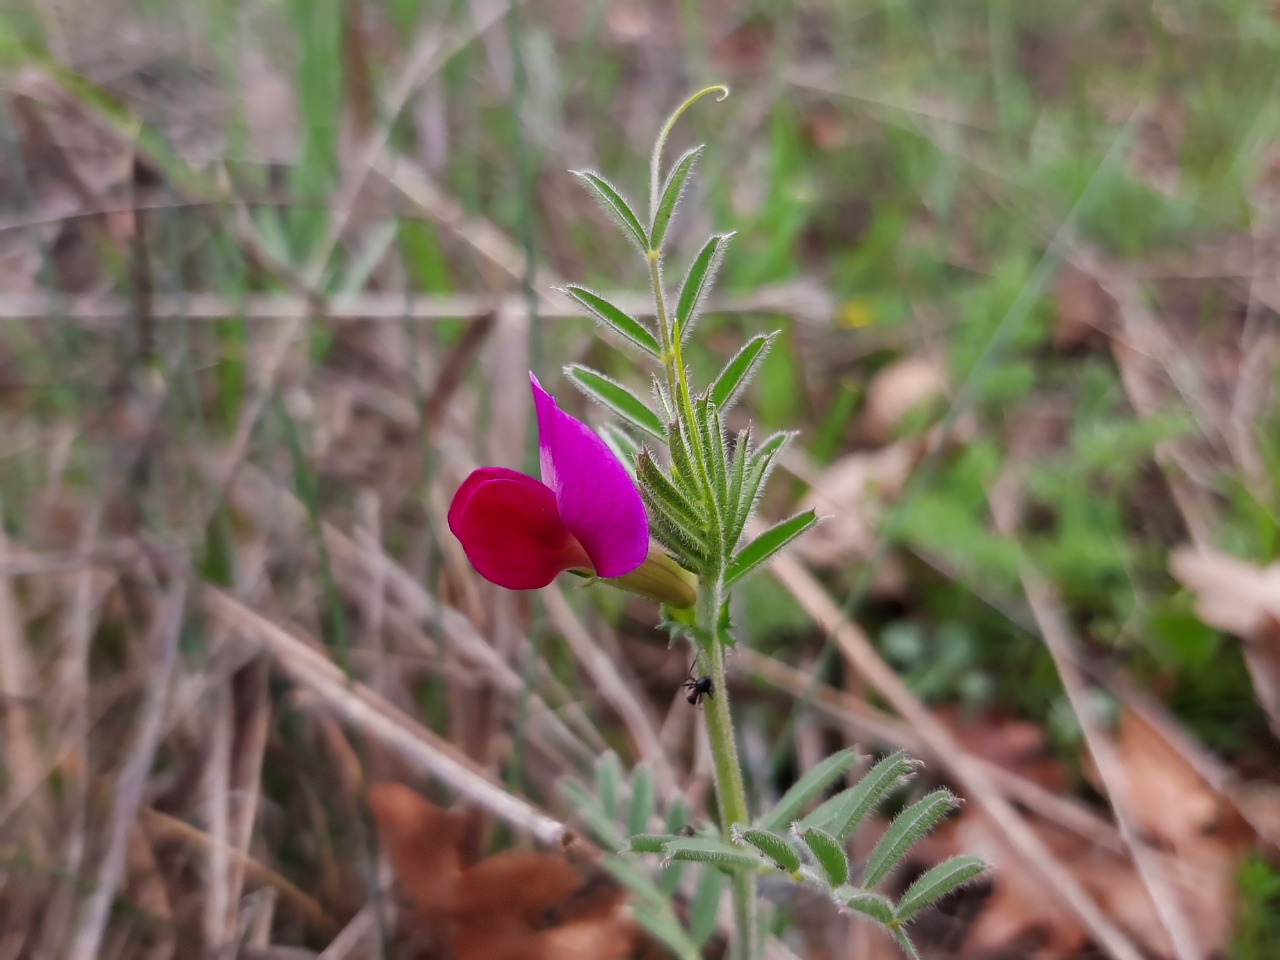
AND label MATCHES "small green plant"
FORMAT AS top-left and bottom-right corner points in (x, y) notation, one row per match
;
(452, 87), (987, 959)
